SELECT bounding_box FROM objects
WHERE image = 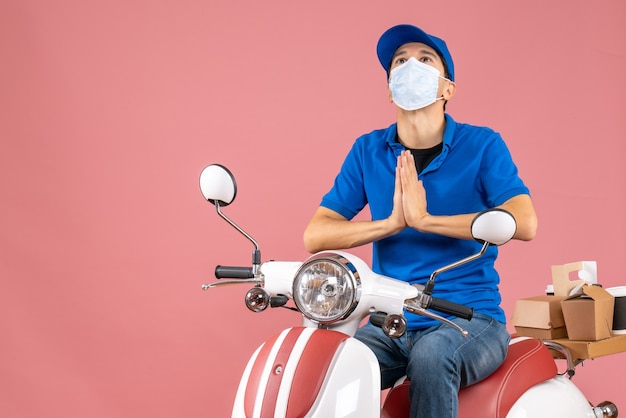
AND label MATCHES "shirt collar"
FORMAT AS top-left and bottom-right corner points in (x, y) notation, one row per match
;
(385, 113), (457, 151)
